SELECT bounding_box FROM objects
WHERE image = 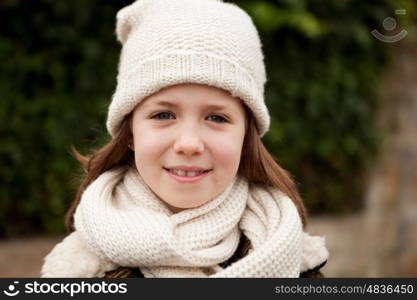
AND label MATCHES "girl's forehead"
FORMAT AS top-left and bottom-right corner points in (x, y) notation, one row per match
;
(140, 83), (244, 110)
